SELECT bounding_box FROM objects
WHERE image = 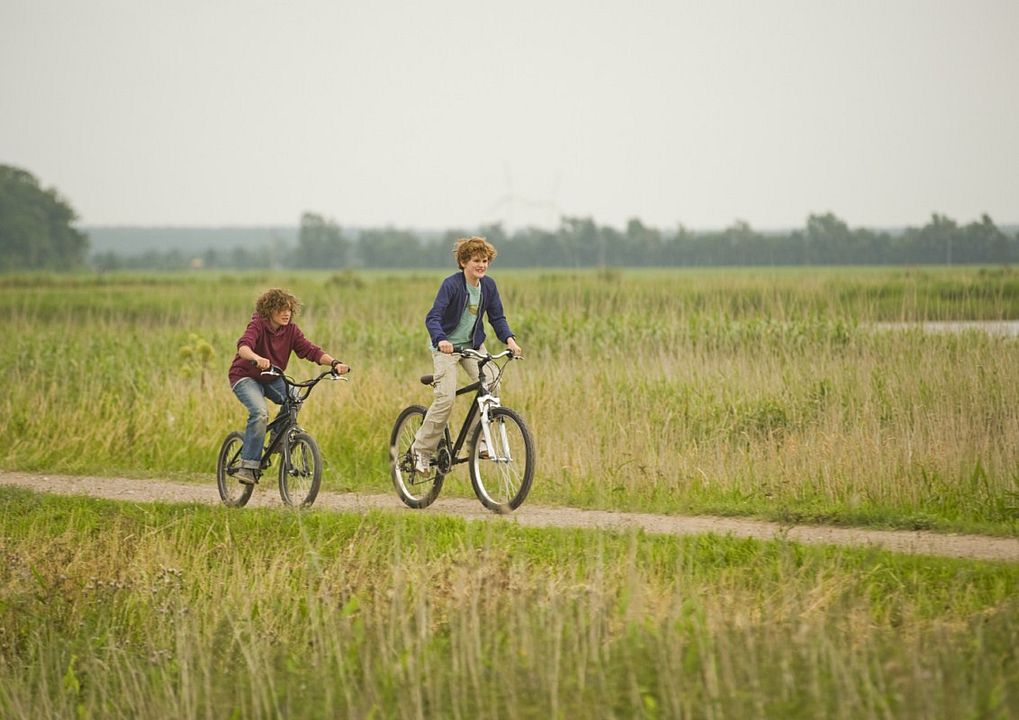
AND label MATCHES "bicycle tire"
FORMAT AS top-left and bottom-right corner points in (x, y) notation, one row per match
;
(216, 431), (254, 508)
(469, 406), (534, 513)
(389, 404), (444, 509)
(279, 431), (322, 508)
